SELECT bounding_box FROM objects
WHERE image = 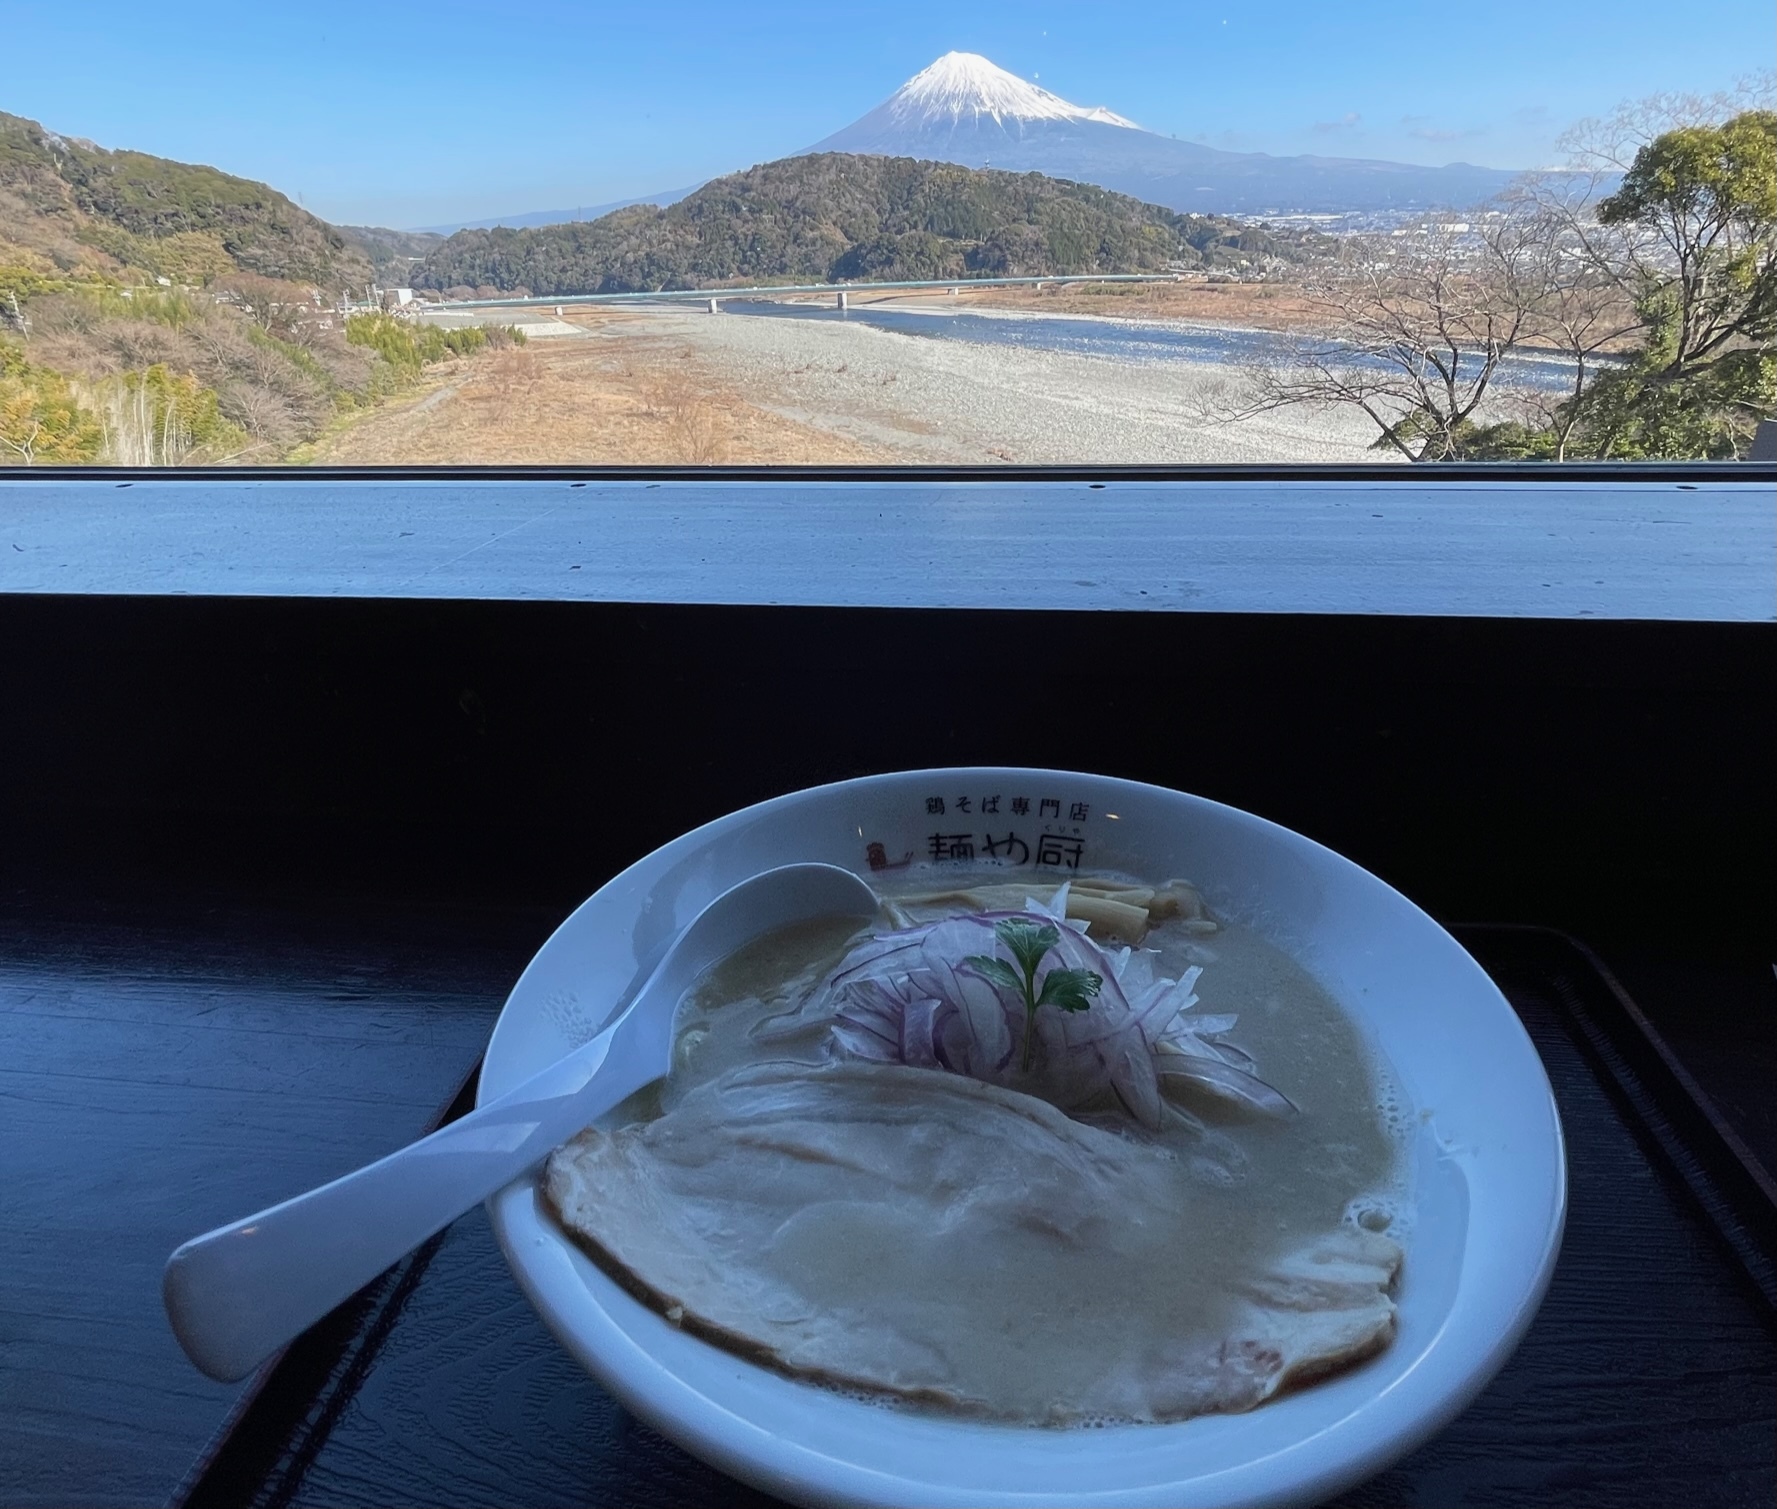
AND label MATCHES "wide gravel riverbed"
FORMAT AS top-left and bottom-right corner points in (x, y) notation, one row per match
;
(620, 305), (1393, 465)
